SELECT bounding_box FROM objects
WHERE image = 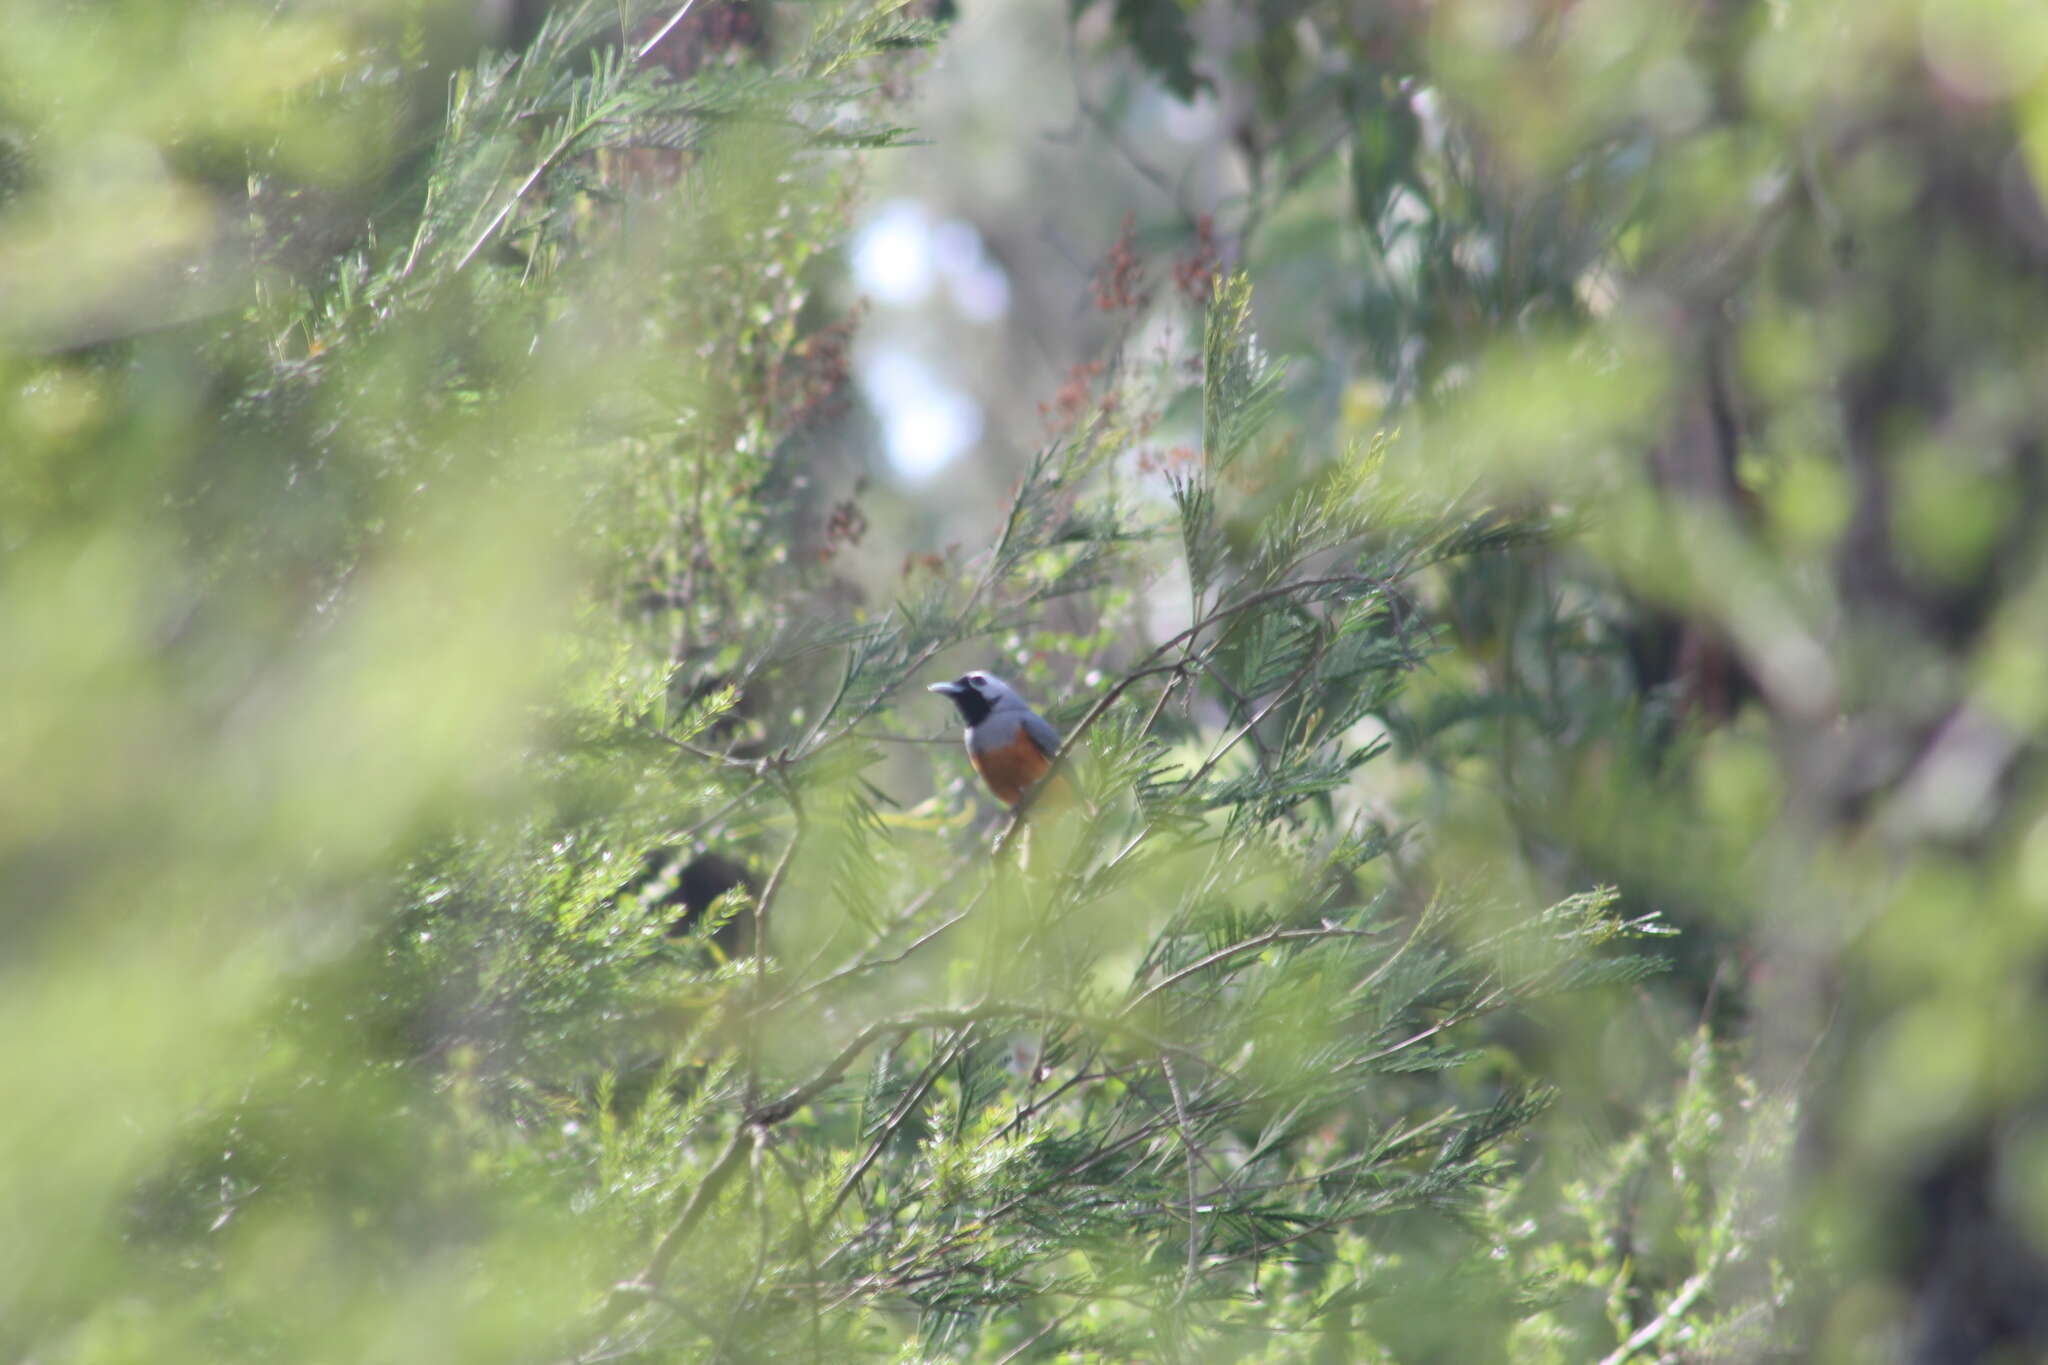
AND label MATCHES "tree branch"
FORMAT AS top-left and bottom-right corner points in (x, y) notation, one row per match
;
(994, 571), (1387, 856)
